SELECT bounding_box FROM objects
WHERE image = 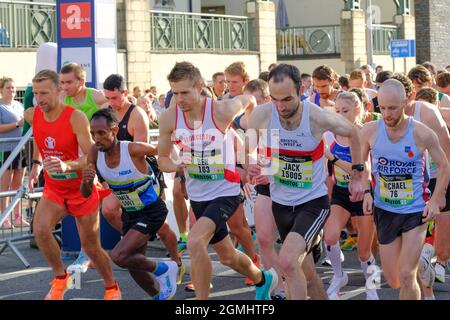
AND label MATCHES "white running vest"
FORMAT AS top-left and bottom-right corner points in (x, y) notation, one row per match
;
(174, 97), (240, 201)
(97, 141), (160, 212)
(263, 100), (328, 206)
